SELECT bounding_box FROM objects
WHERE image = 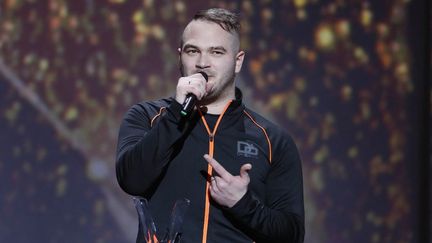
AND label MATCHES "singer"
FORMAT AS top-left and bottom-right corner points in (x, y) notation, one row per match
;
(116, 8), (304, 243)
